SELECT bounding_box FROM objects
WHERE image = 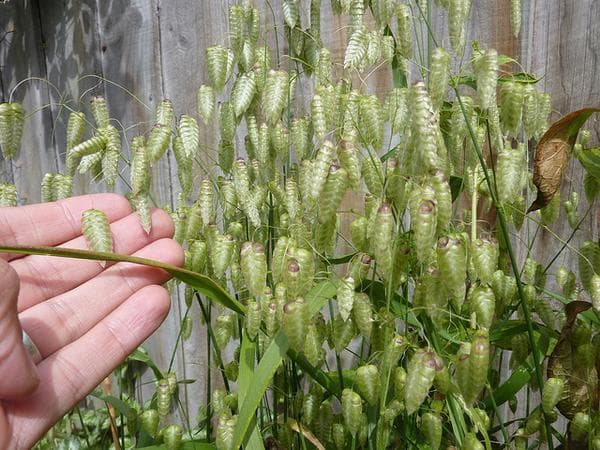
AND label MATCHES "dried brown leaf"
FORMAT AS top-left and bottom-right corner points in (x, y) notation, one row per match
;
(528, 107), (600, 212)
